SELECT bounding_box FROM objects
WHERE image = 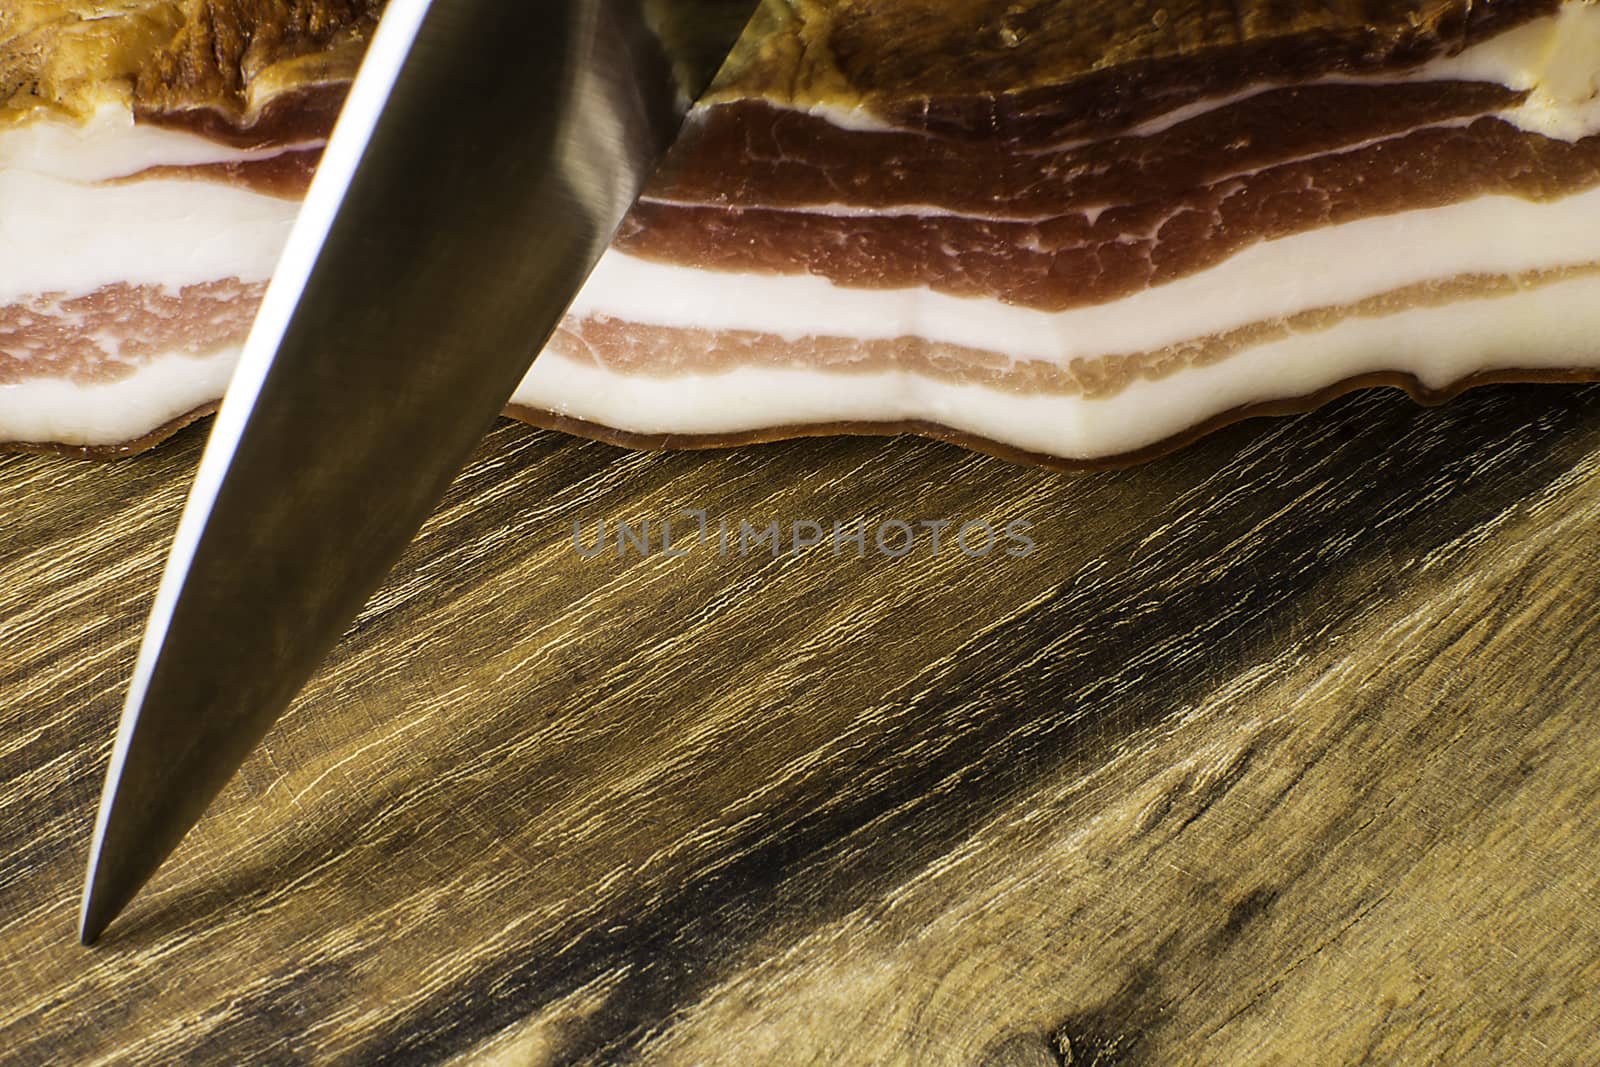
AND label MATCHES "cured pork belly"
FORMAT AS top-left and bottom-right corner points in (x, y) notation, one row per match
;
(5, 0), (1600, 466)
(0, 0), (375, 450)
